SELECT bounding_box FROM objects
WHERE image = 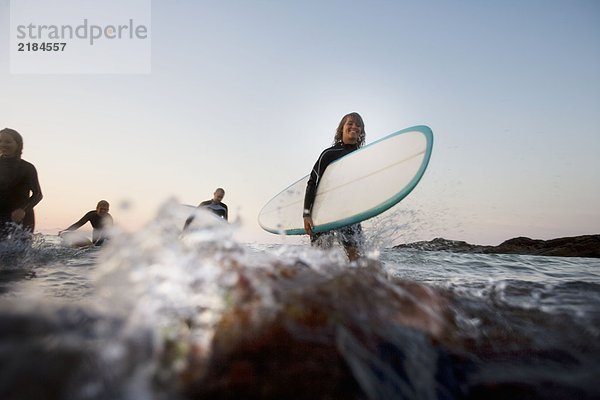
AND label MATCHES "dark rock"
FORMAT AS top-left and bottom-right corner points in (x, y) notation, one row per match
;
(180, 262), (464, 399)
(394, 235), (600, 258)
